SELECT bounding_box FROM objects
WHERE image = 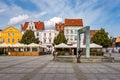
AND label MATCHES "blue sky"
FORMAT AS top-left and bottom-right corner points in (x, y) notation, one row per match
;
(0, 0), (120, 37)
